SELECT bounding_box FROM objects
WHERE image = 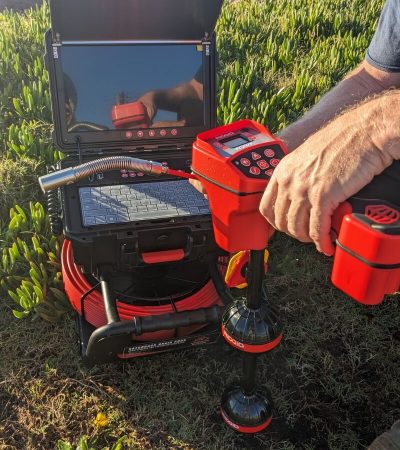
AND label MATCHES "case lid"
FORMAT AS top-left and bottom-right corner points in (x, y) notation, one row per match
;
(46, 1), (221, 154)
(50, 0), (223, 42)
